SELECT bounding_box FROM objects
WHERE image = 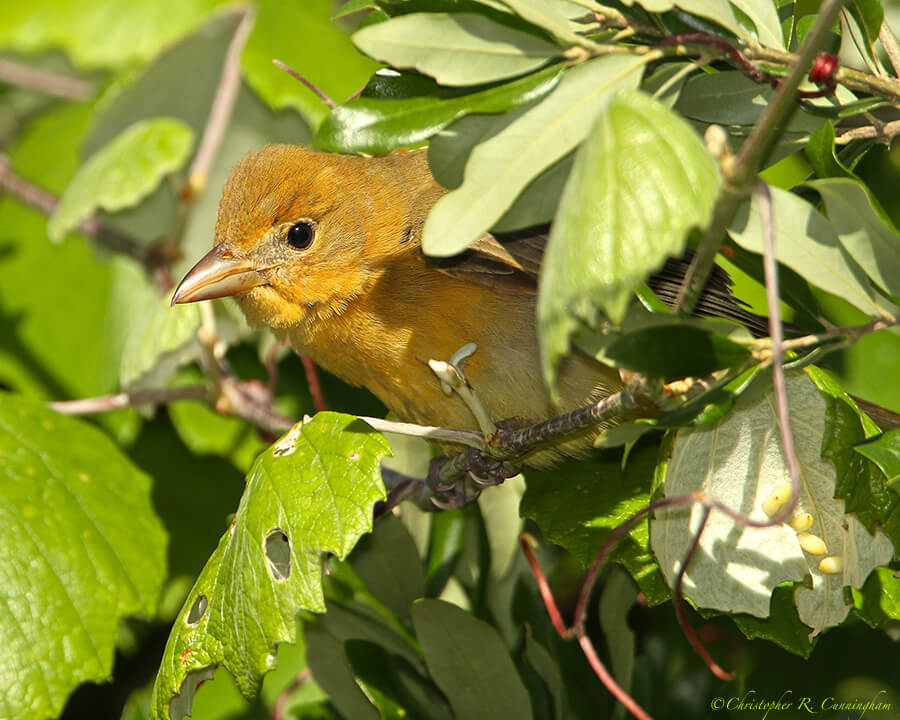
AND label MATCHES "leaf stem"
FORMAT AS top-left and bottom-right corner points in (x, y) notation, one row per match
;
(0, 58), (95, 100)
